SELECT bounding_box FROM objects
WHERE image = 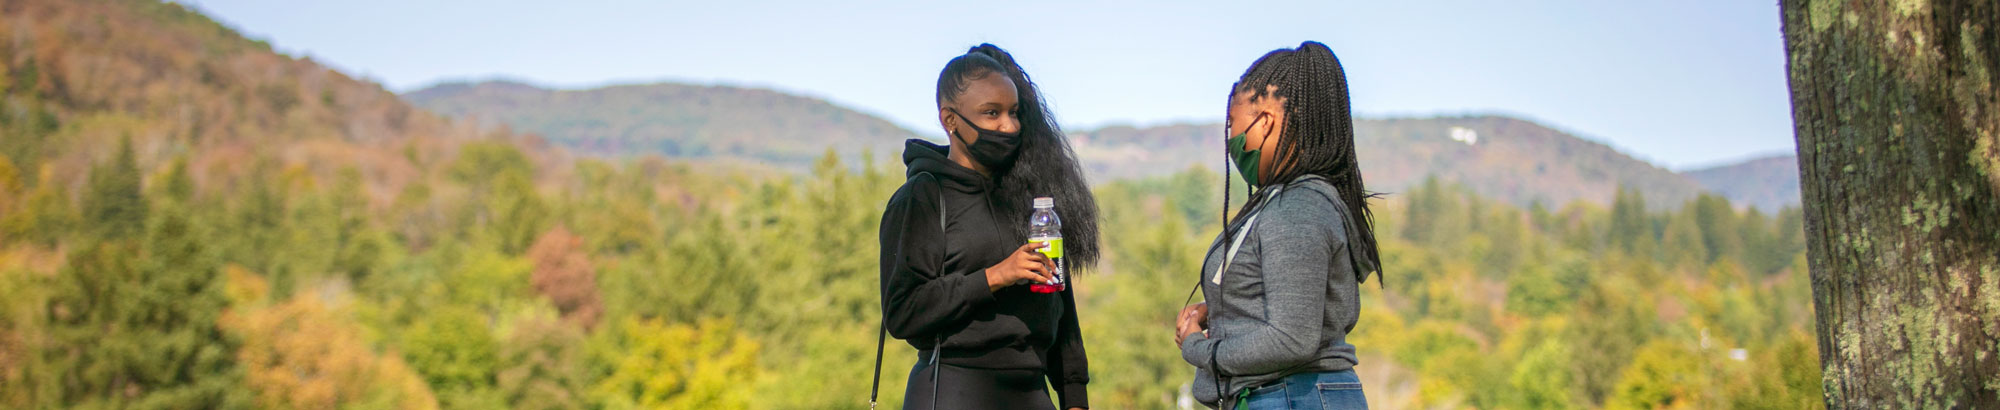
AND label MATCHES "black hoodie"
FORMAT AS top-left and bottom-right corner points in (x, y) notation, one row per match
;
(879, 139), (1089, 408)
